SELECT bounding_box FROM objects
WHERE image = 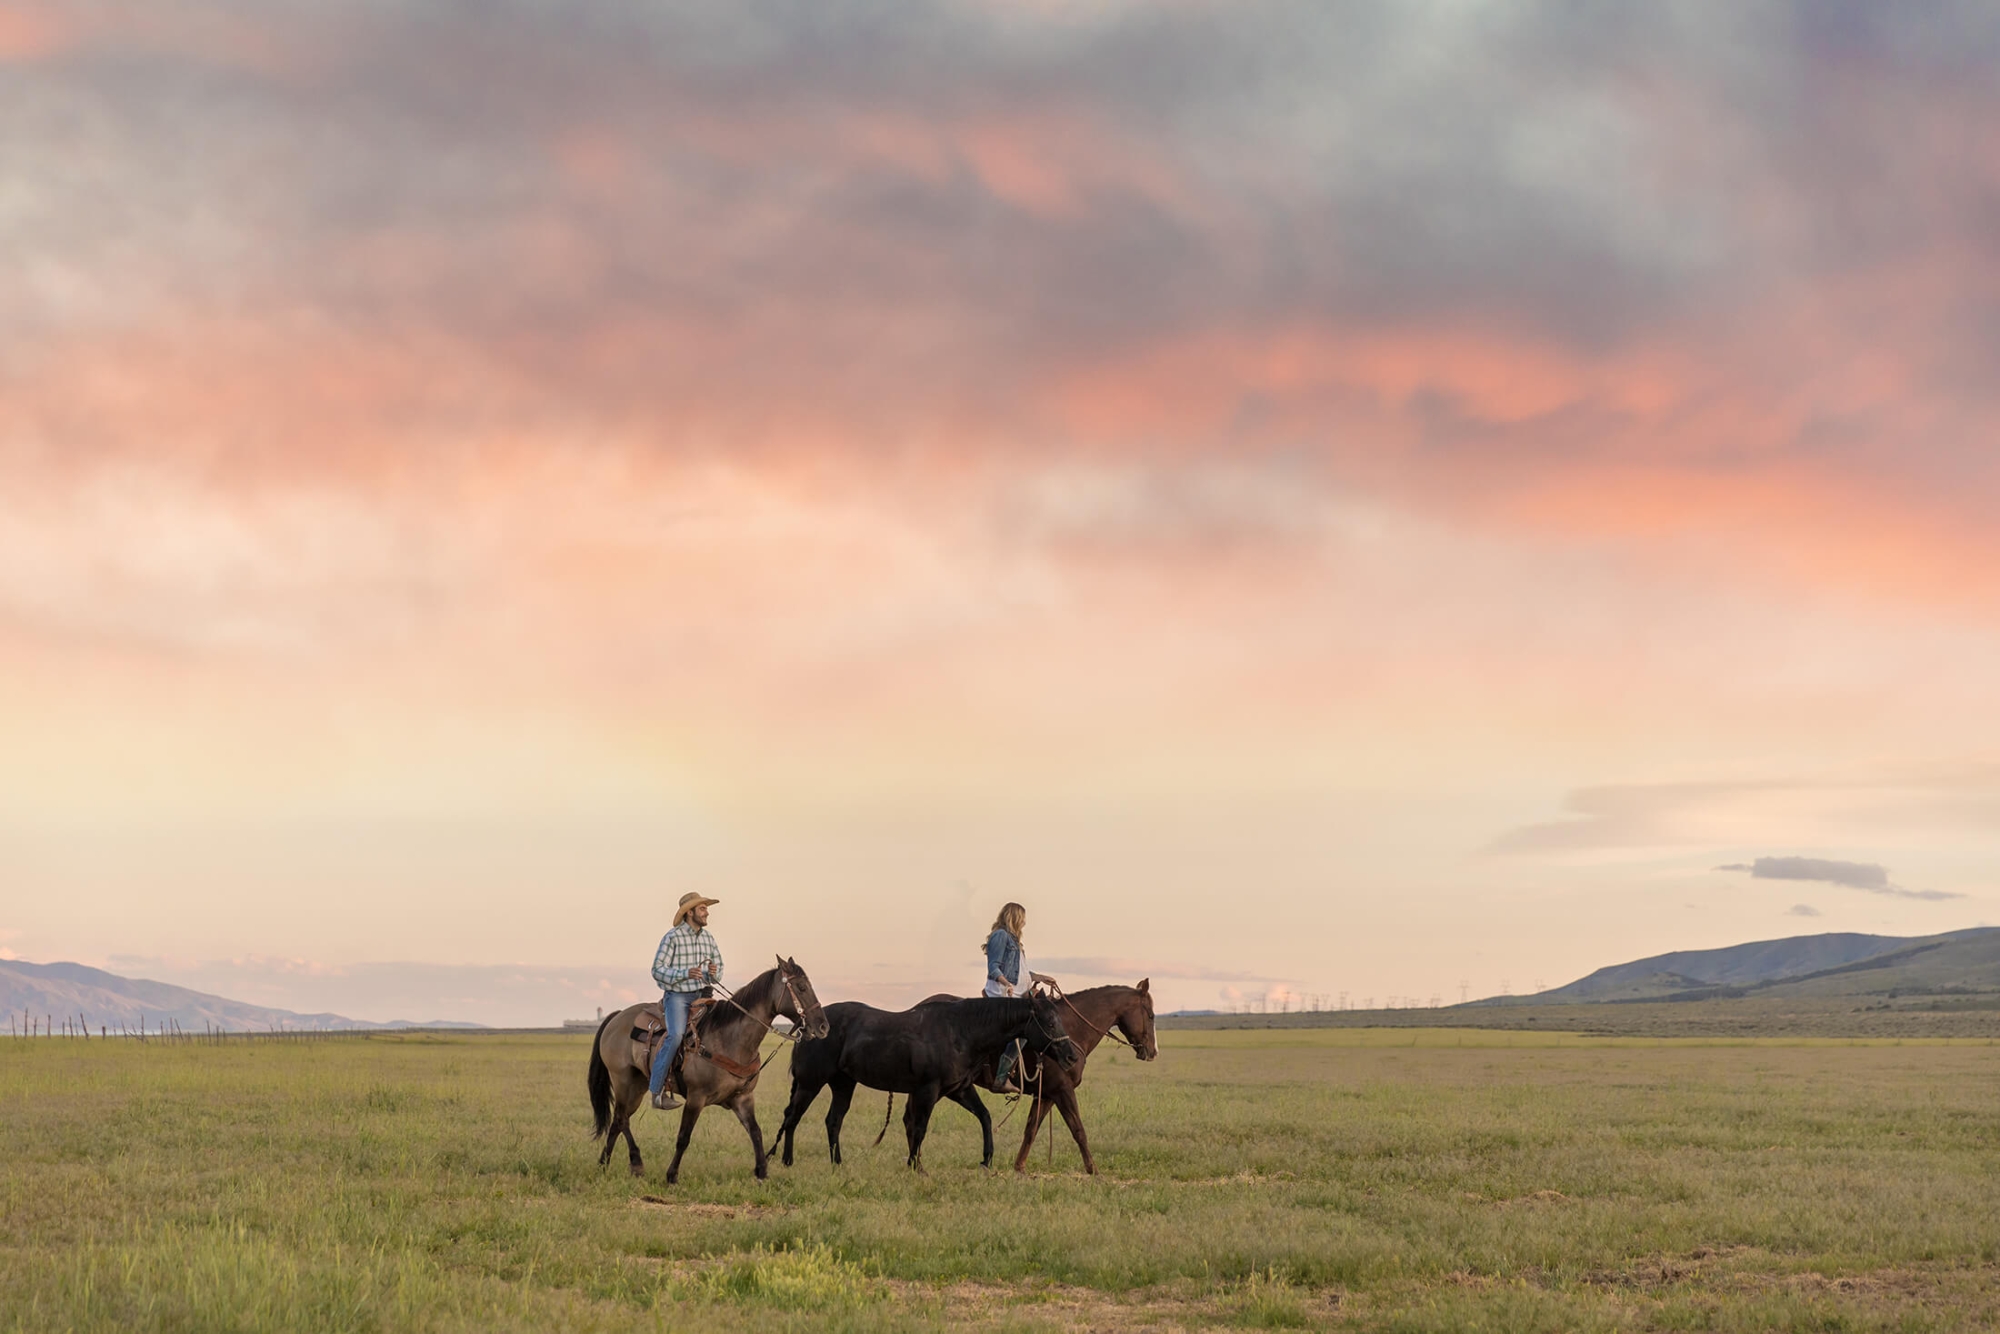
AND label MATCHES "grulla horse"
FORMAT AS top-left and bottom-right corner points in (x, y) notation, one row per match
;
(587, 957), (827, 1184)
